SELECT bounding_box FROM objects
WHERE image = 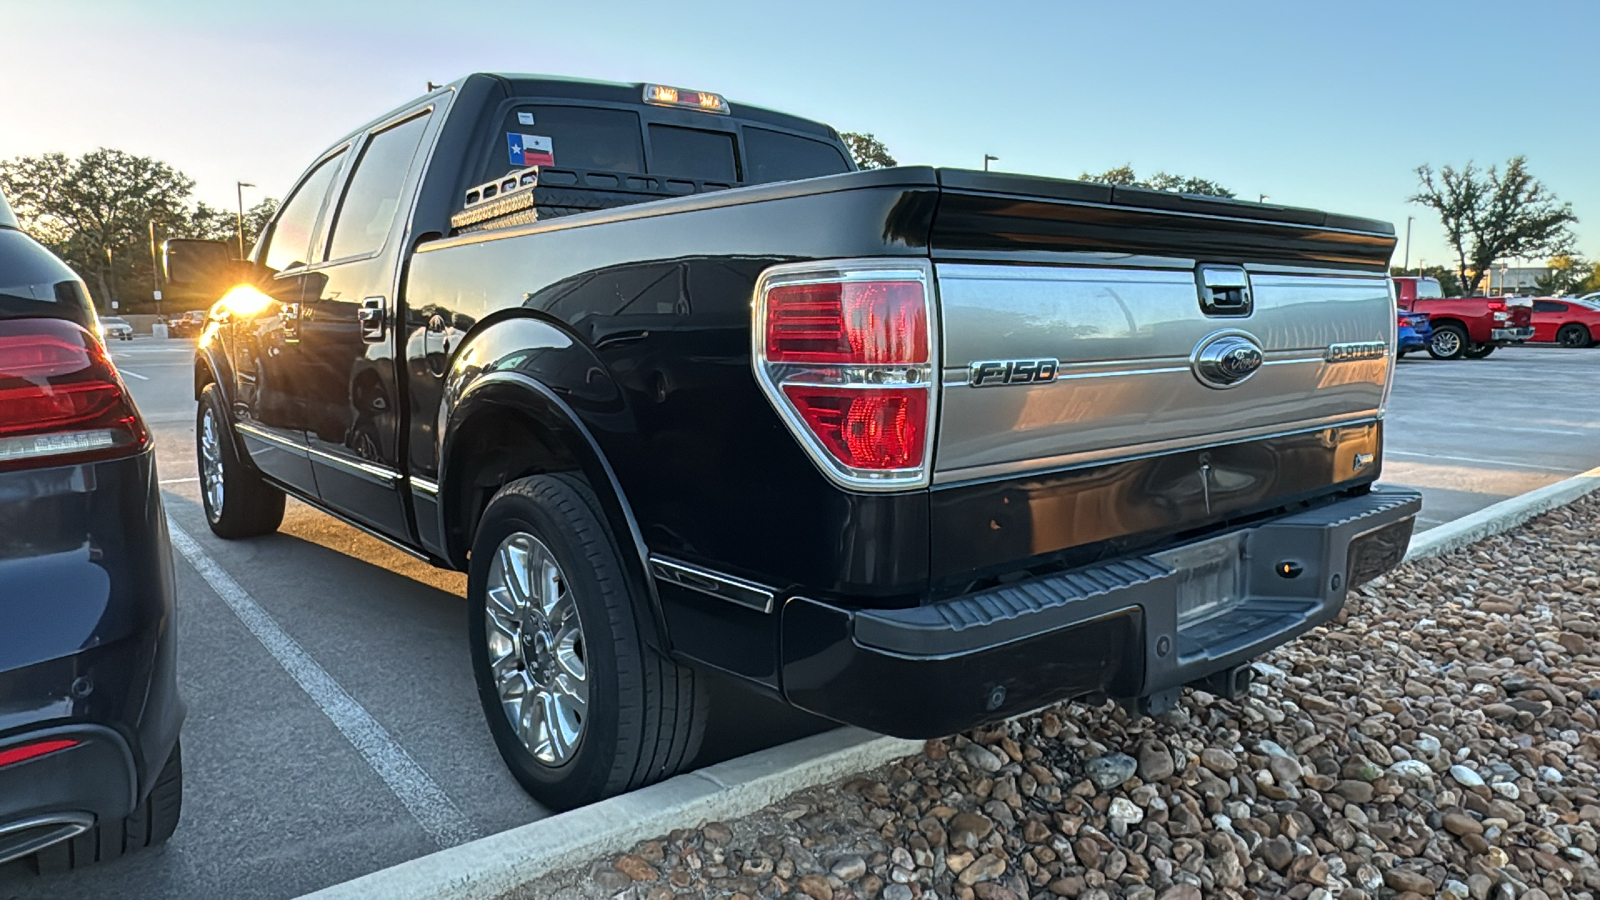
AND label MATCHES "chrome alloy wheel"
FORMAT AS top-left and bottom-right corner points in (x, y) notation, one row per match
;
(484, 532), (588, 765)
(1431, 329), (1461, 357)
(200, 408), (225, 518)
